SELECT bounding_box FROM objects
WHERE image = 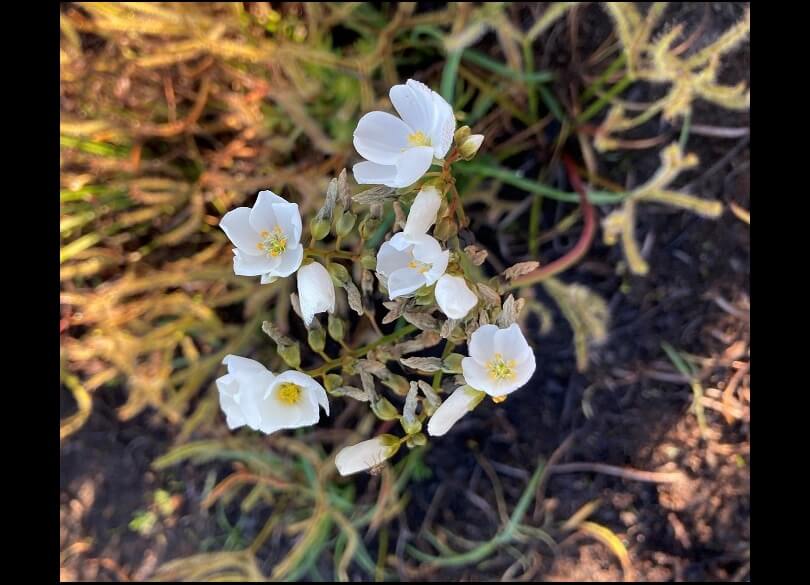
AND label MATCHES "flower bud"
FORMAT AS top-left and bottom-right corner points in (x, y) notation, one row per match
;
(336, 211), (357, 237)
(307, 327), (326, 352)
(327, 313), (345, 342)
(459, 134), (484, 160)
